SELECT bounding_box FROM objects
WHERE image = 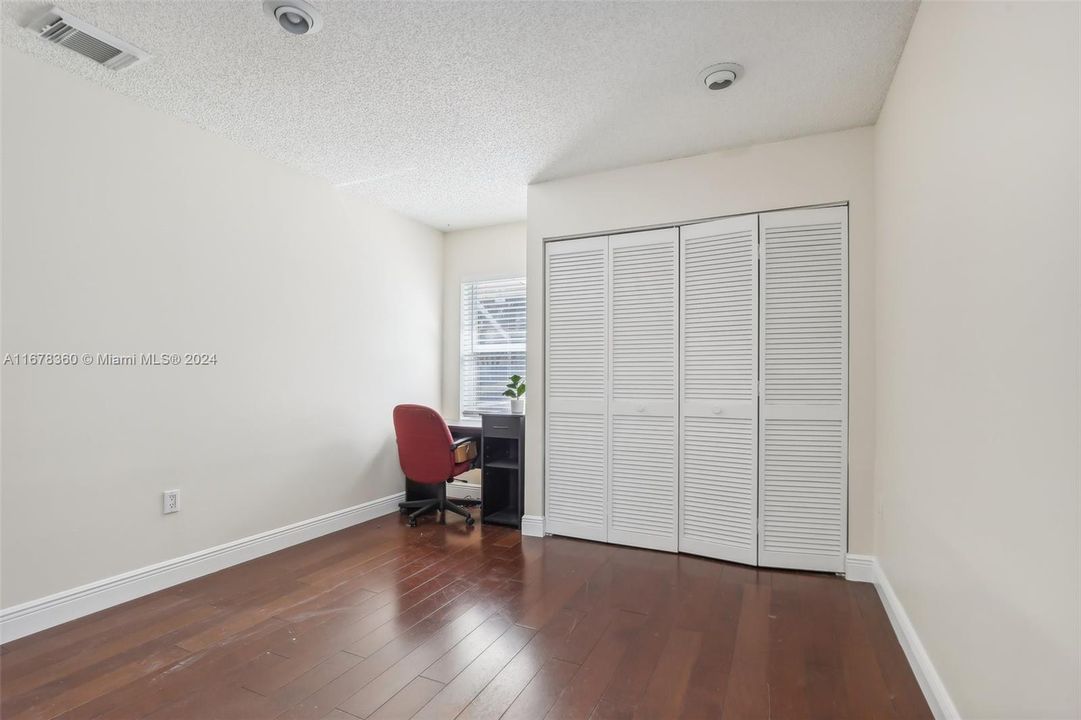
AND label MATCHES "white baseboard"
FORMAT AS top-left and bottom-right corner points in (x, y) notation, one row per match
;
(520, 515), (545, 538)
(845, 554), (959, 720)
(0, 491), (405, 643)
(844, 553), (877, 582)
